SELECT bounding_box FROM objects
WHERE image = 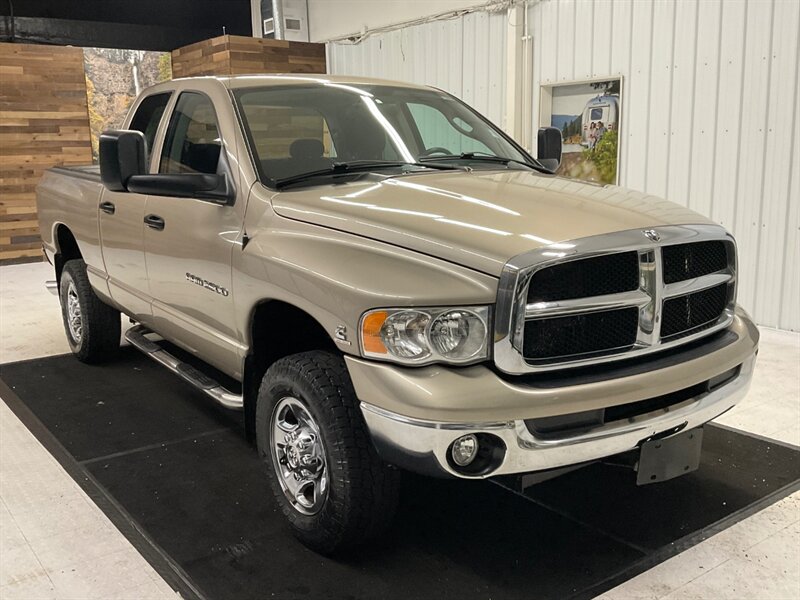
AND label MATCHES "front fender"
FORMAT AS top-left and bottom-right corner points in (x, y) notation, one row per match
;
(232, 215), (498, 354)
